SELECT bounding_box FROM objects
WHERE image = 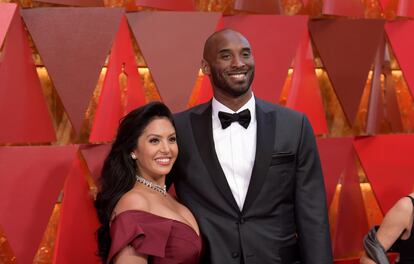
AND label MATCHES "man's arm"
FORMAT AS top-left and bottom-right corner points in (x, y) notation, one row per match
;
(295, 115), (333, 263)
